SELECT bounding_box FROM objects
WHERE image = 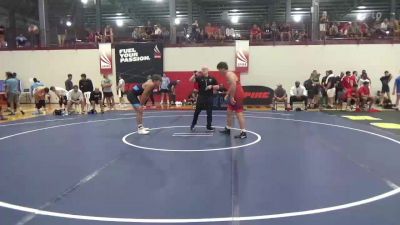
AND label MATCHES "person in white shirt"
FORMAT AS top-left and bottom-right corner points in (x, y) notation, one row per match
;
(50, 86), (68, 109)
(117, 76), (126, 107)
(225, 27), (235, 40)
(66, 85), (84, 115)
(289, 81), (308, 110)
(160, 73), (170, 105)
